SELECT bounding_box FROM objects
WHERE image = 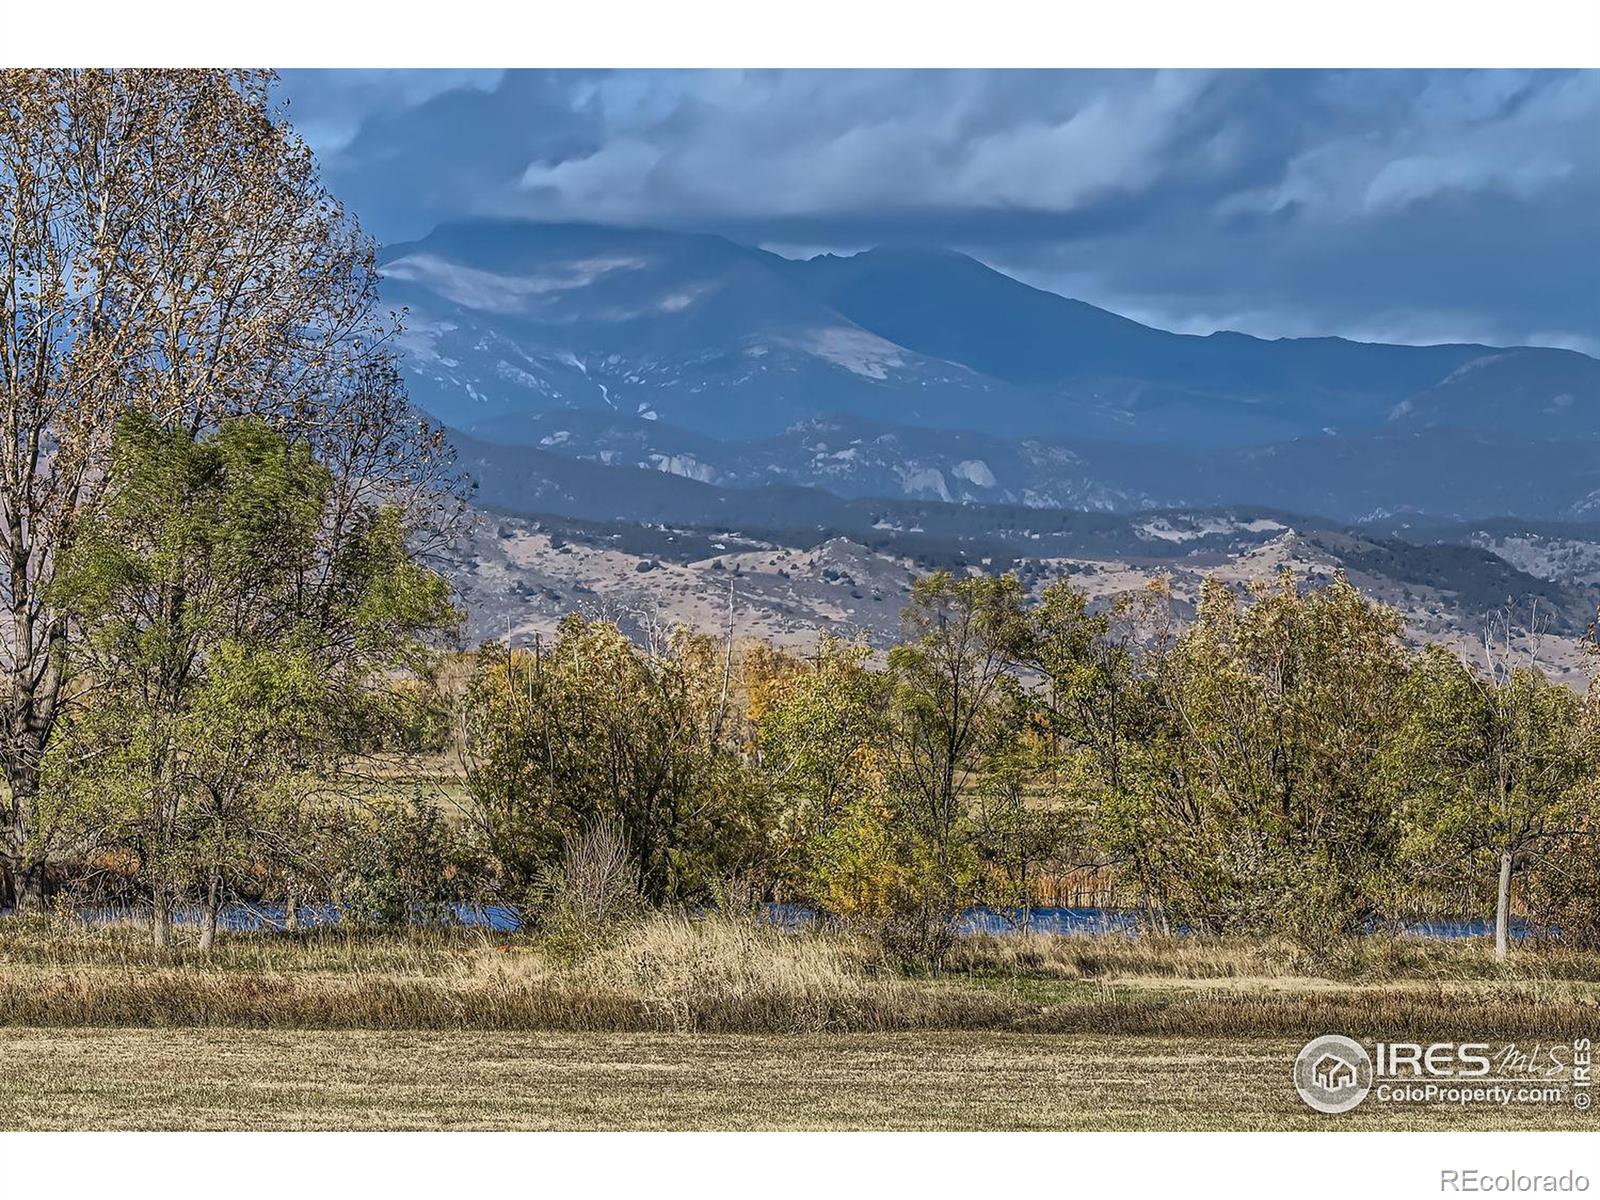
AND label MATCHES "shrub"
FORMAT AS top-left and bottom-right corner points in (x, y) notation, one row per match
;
(330, 793), (481, 927)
